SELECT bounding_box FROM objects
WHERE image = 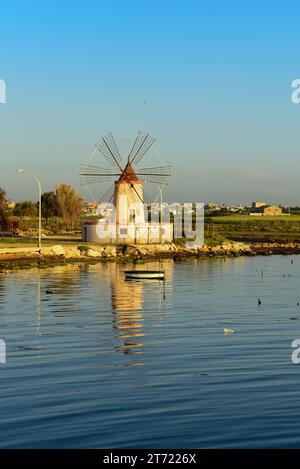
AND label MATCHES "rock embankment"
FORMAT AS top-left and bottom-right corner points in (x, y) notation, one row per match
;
(2, 240), (300, 271)
(5, 240), (300, 271)
(250, 242), (300, 255)
(0, 241), (254, 267)
(198, 241), (253, 256)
